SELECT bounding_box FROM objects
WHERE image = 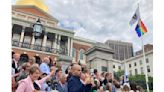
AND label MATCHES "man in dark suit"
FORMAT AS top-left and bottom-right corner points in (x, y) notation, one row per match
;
(56, 74), (68, 92)
(68, 64), (92, 92)
(12, 53), (20, 74)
